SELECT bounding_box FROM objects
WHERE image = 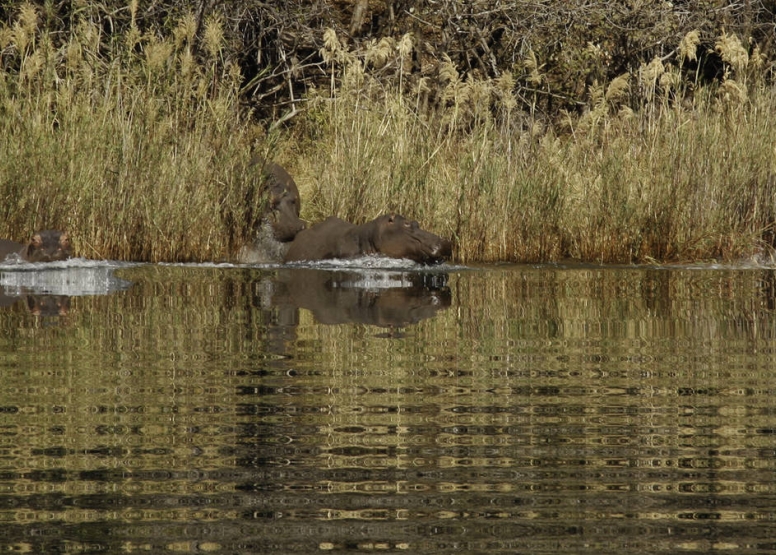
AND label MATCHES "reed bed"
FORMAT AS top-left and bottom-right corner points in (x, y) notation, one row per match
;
(298, 30), (776, 264)
(0, 5), (264, 261)
(2, 6), (775, 264)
